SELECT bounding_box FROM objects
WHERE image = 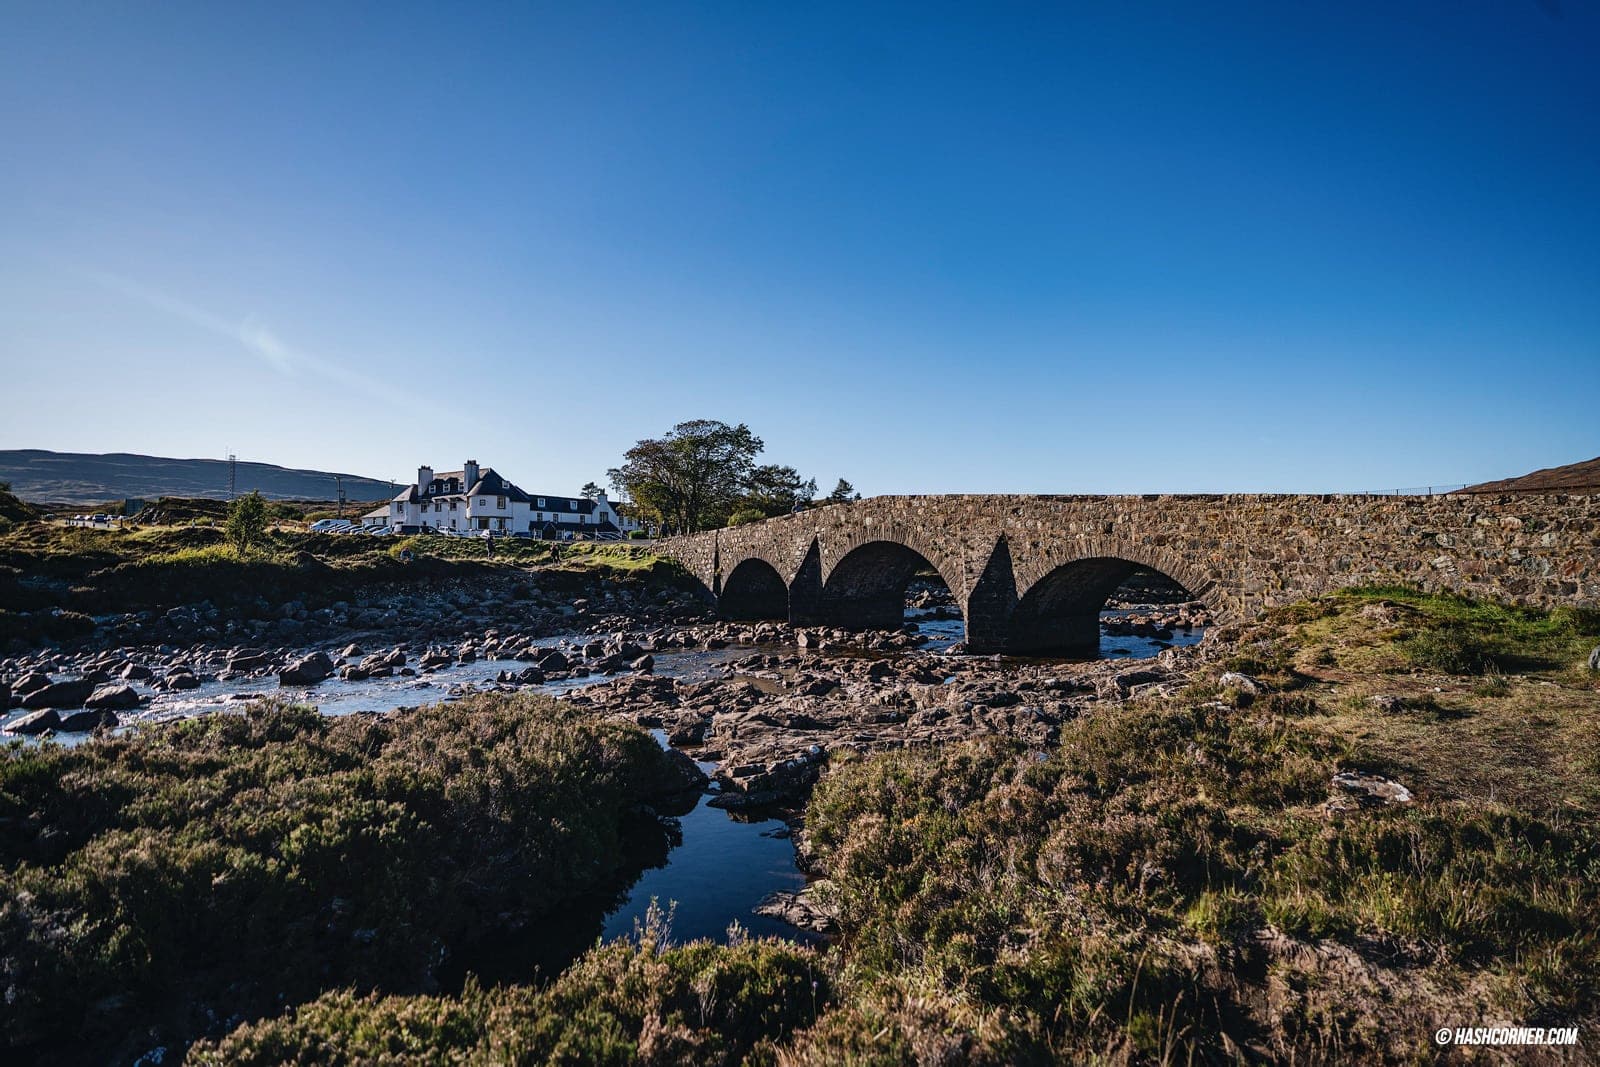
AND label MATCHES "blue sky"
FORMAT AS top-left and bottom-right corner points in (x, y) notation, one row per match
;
(2, 1), (1595, 494)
